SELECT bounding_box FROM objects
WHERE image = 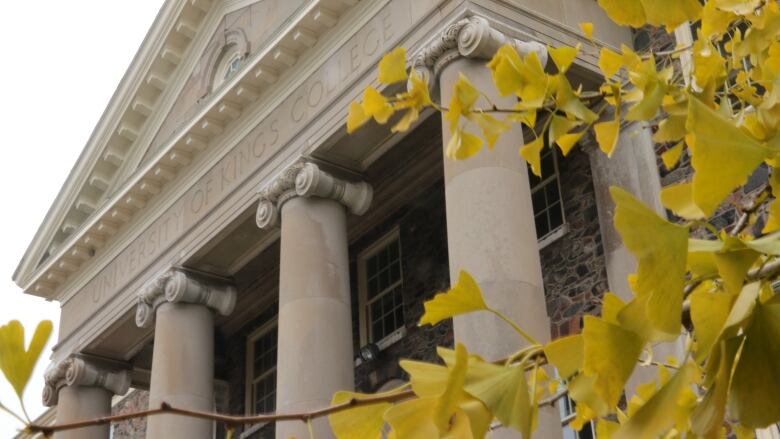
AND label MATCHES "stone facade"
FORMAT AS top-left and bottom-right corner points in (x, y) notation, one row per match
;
(112, 390), (149, 439)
